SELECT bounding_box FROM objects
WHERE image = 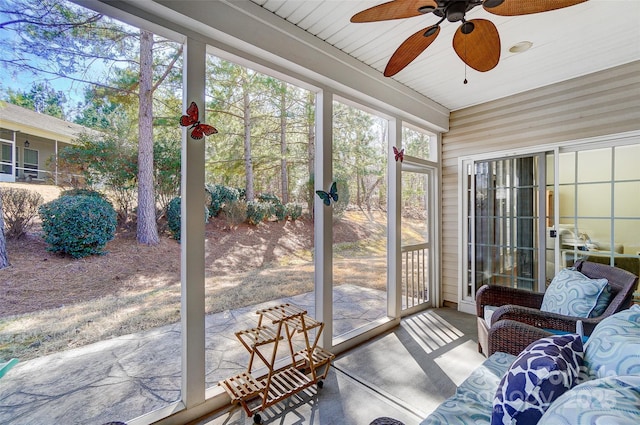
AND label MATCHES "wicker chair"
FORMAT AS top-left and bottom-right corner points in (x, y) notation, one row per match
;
(476, 259), (639, 356)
